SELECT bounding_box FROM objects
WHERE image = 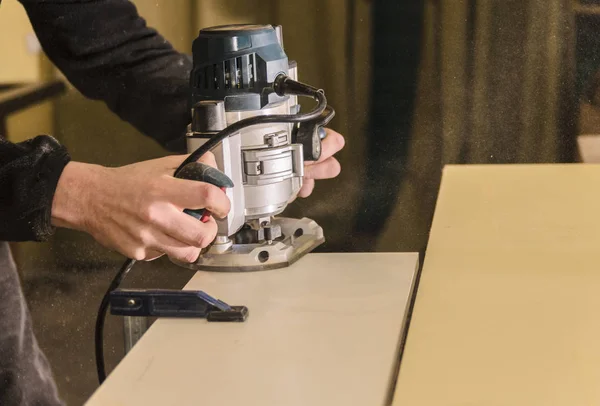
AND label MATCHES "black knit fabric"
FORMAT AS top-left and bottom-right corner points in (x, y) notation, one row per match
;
(0, 136), (71, 242)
